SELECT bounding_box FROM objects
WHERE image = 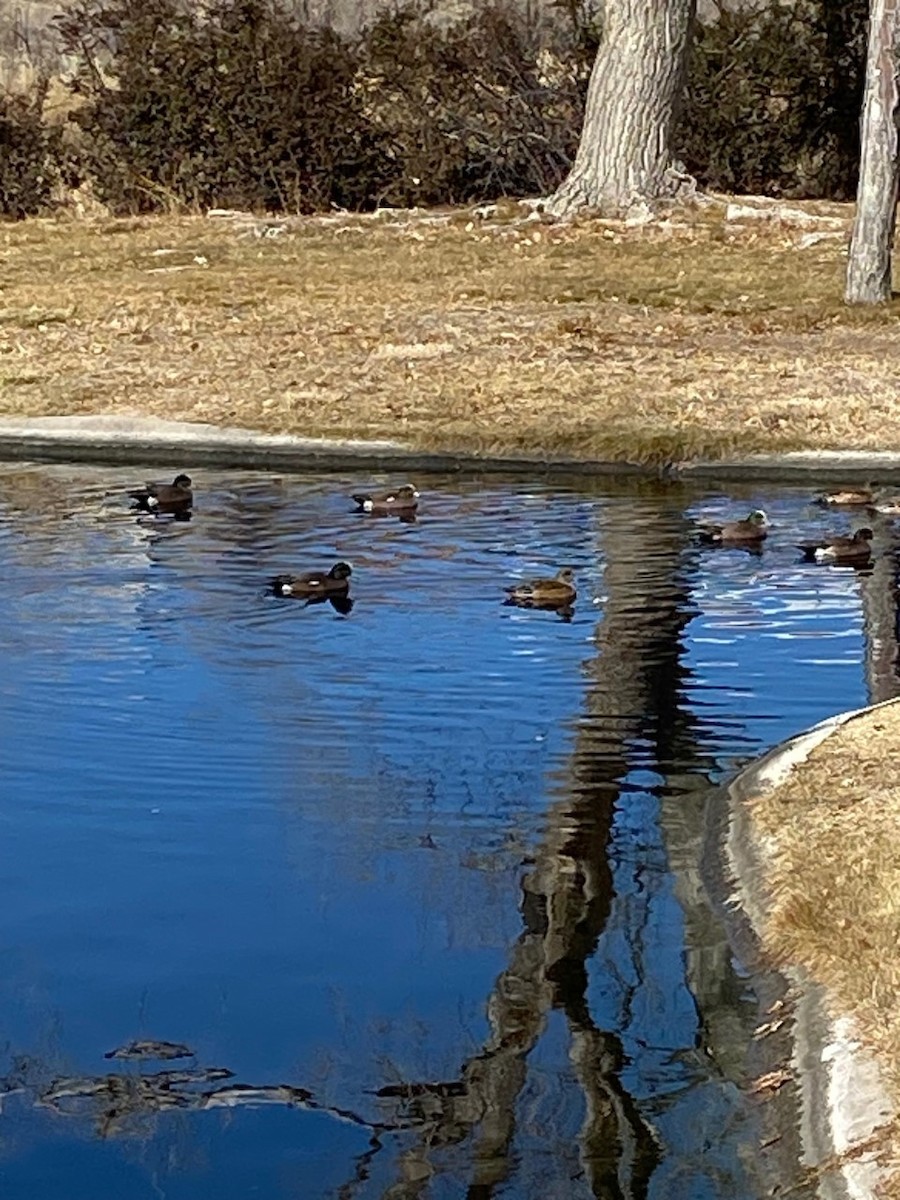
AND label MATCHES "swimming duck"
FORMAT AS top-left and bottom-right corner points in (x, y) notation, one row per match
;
(504, 568), (576, 607)
(271, 562), (352, 599)
(696, 509), (769, 546)
(351, 484), (419, 515)
(814, 487), (877, 507)
(867, 494), (900, 516)
(797, 528), (874, 565)
(128, 474), (193, 513)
